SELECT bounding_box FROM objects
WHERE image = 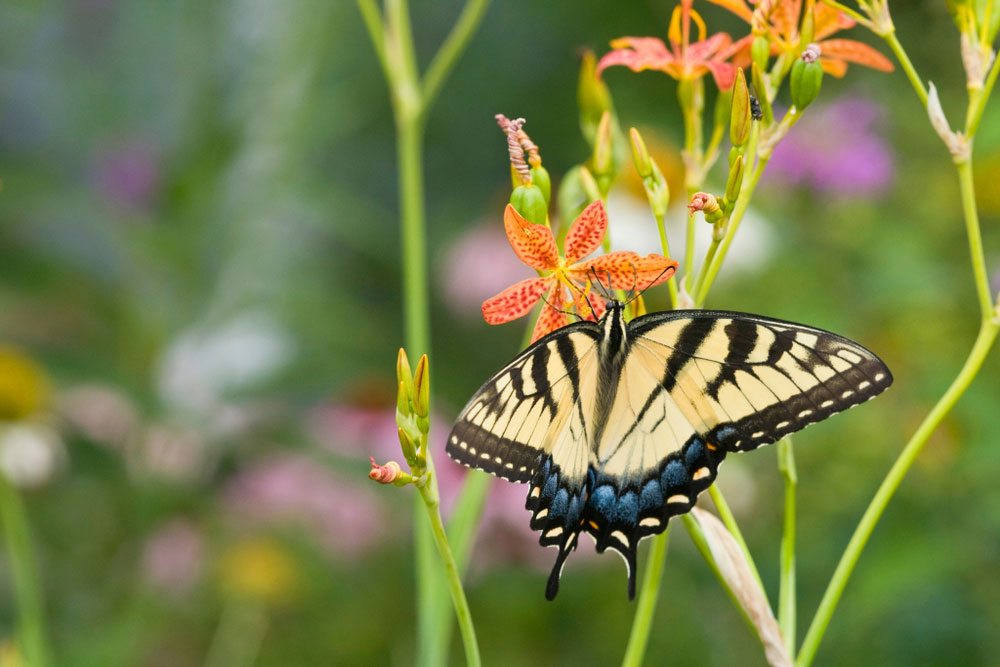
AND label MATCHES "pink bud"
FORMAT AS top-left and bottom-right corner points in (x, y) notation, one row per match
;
(368, 457), (402, 484)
